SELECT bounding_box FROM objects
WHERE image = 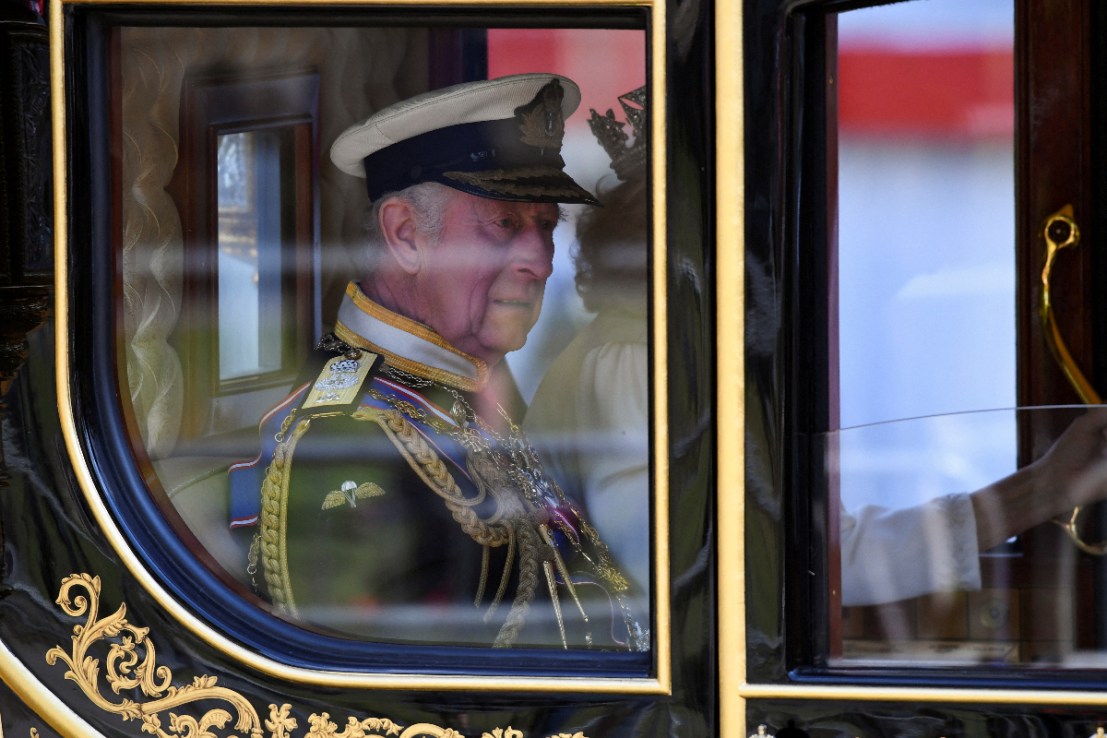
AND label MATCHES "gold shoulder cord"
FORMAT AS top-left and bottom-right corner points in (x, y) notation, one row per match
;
(355, 406), (514, 548)
(257, 390), (640, 648)
(259, 412), (312, 618)
(354, 405), (540, 647)
(360, 389), (645, 649)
